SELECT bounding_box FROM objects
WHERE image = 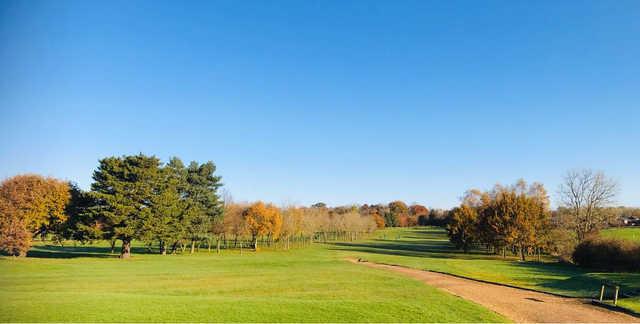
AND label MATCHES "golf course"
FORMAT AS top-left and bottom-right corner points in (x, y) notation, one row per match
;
(1, 227), (638, 322)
